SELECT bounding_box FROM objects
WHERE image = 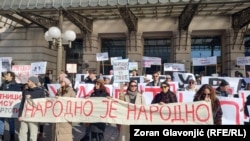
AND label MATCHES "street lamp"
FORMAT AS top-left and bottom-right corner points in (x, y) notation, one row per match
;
(44, 26), (76, 80)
